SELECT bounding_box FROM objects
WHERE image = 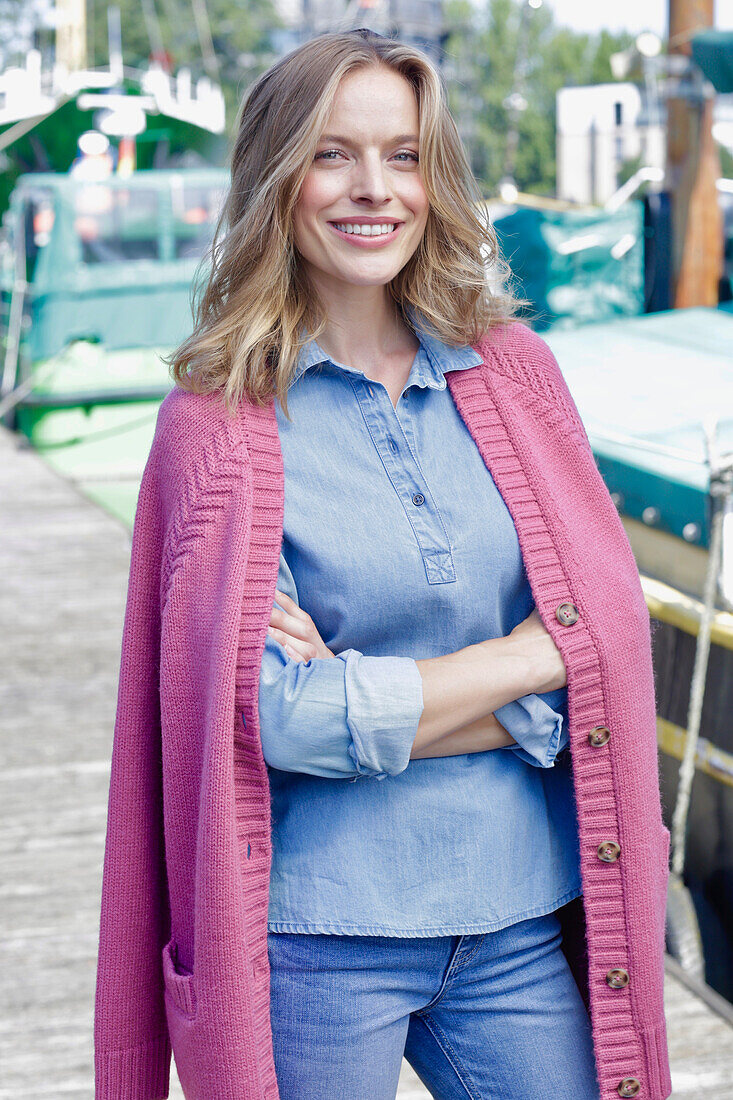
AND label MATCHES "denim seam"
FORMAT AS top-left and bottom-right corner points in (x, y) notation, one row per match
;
(414, 1012), (480, 1100)
(414, 936), (465, 1016)
(413, 933), (484, 1017)
(450, 933), (486, 974)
